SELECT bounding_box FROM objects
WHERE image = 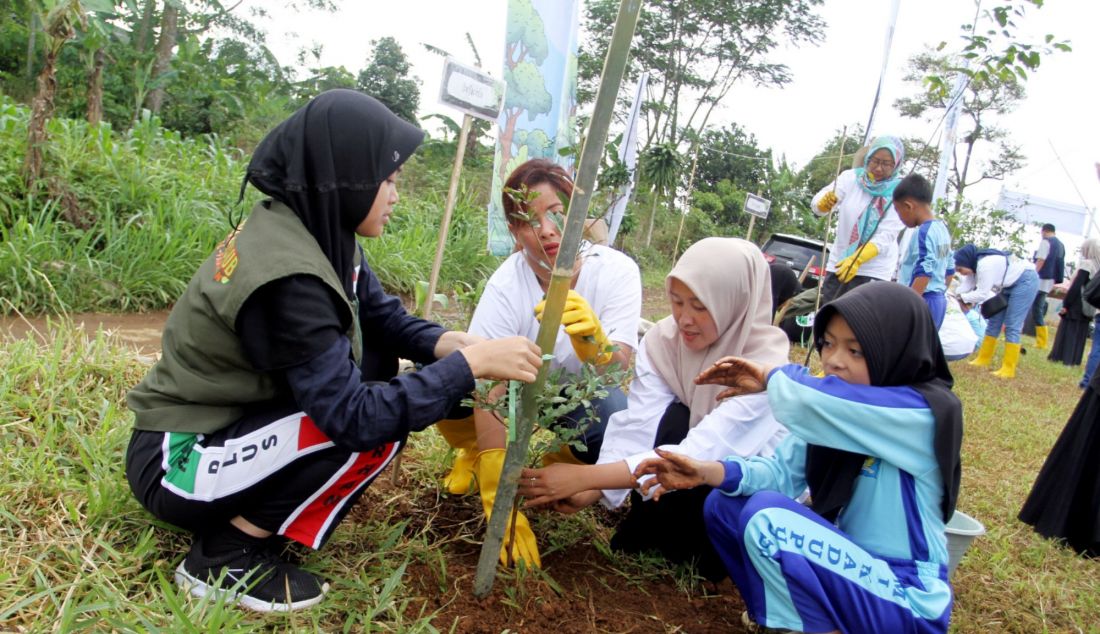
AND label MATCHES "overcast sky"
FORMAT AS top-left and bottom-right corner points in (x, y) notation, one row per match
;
(254, 0), (1099, 242)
